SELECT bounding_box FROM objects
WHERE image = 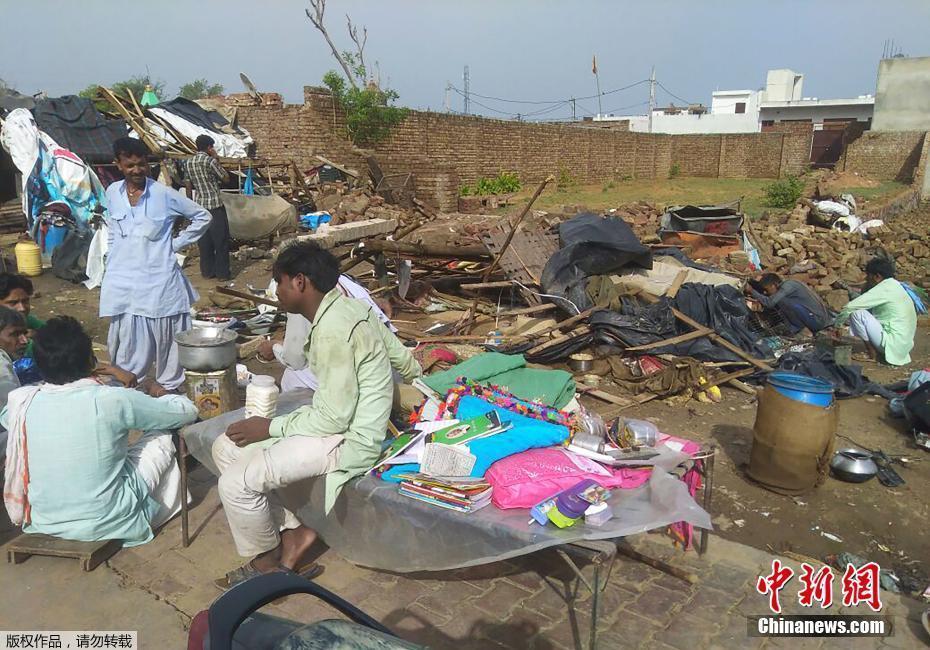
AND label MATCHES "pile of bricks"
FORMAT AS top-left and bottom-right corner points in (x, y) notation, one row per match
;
(312, 184), (410, 226)
(753, 204), (930, 310)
